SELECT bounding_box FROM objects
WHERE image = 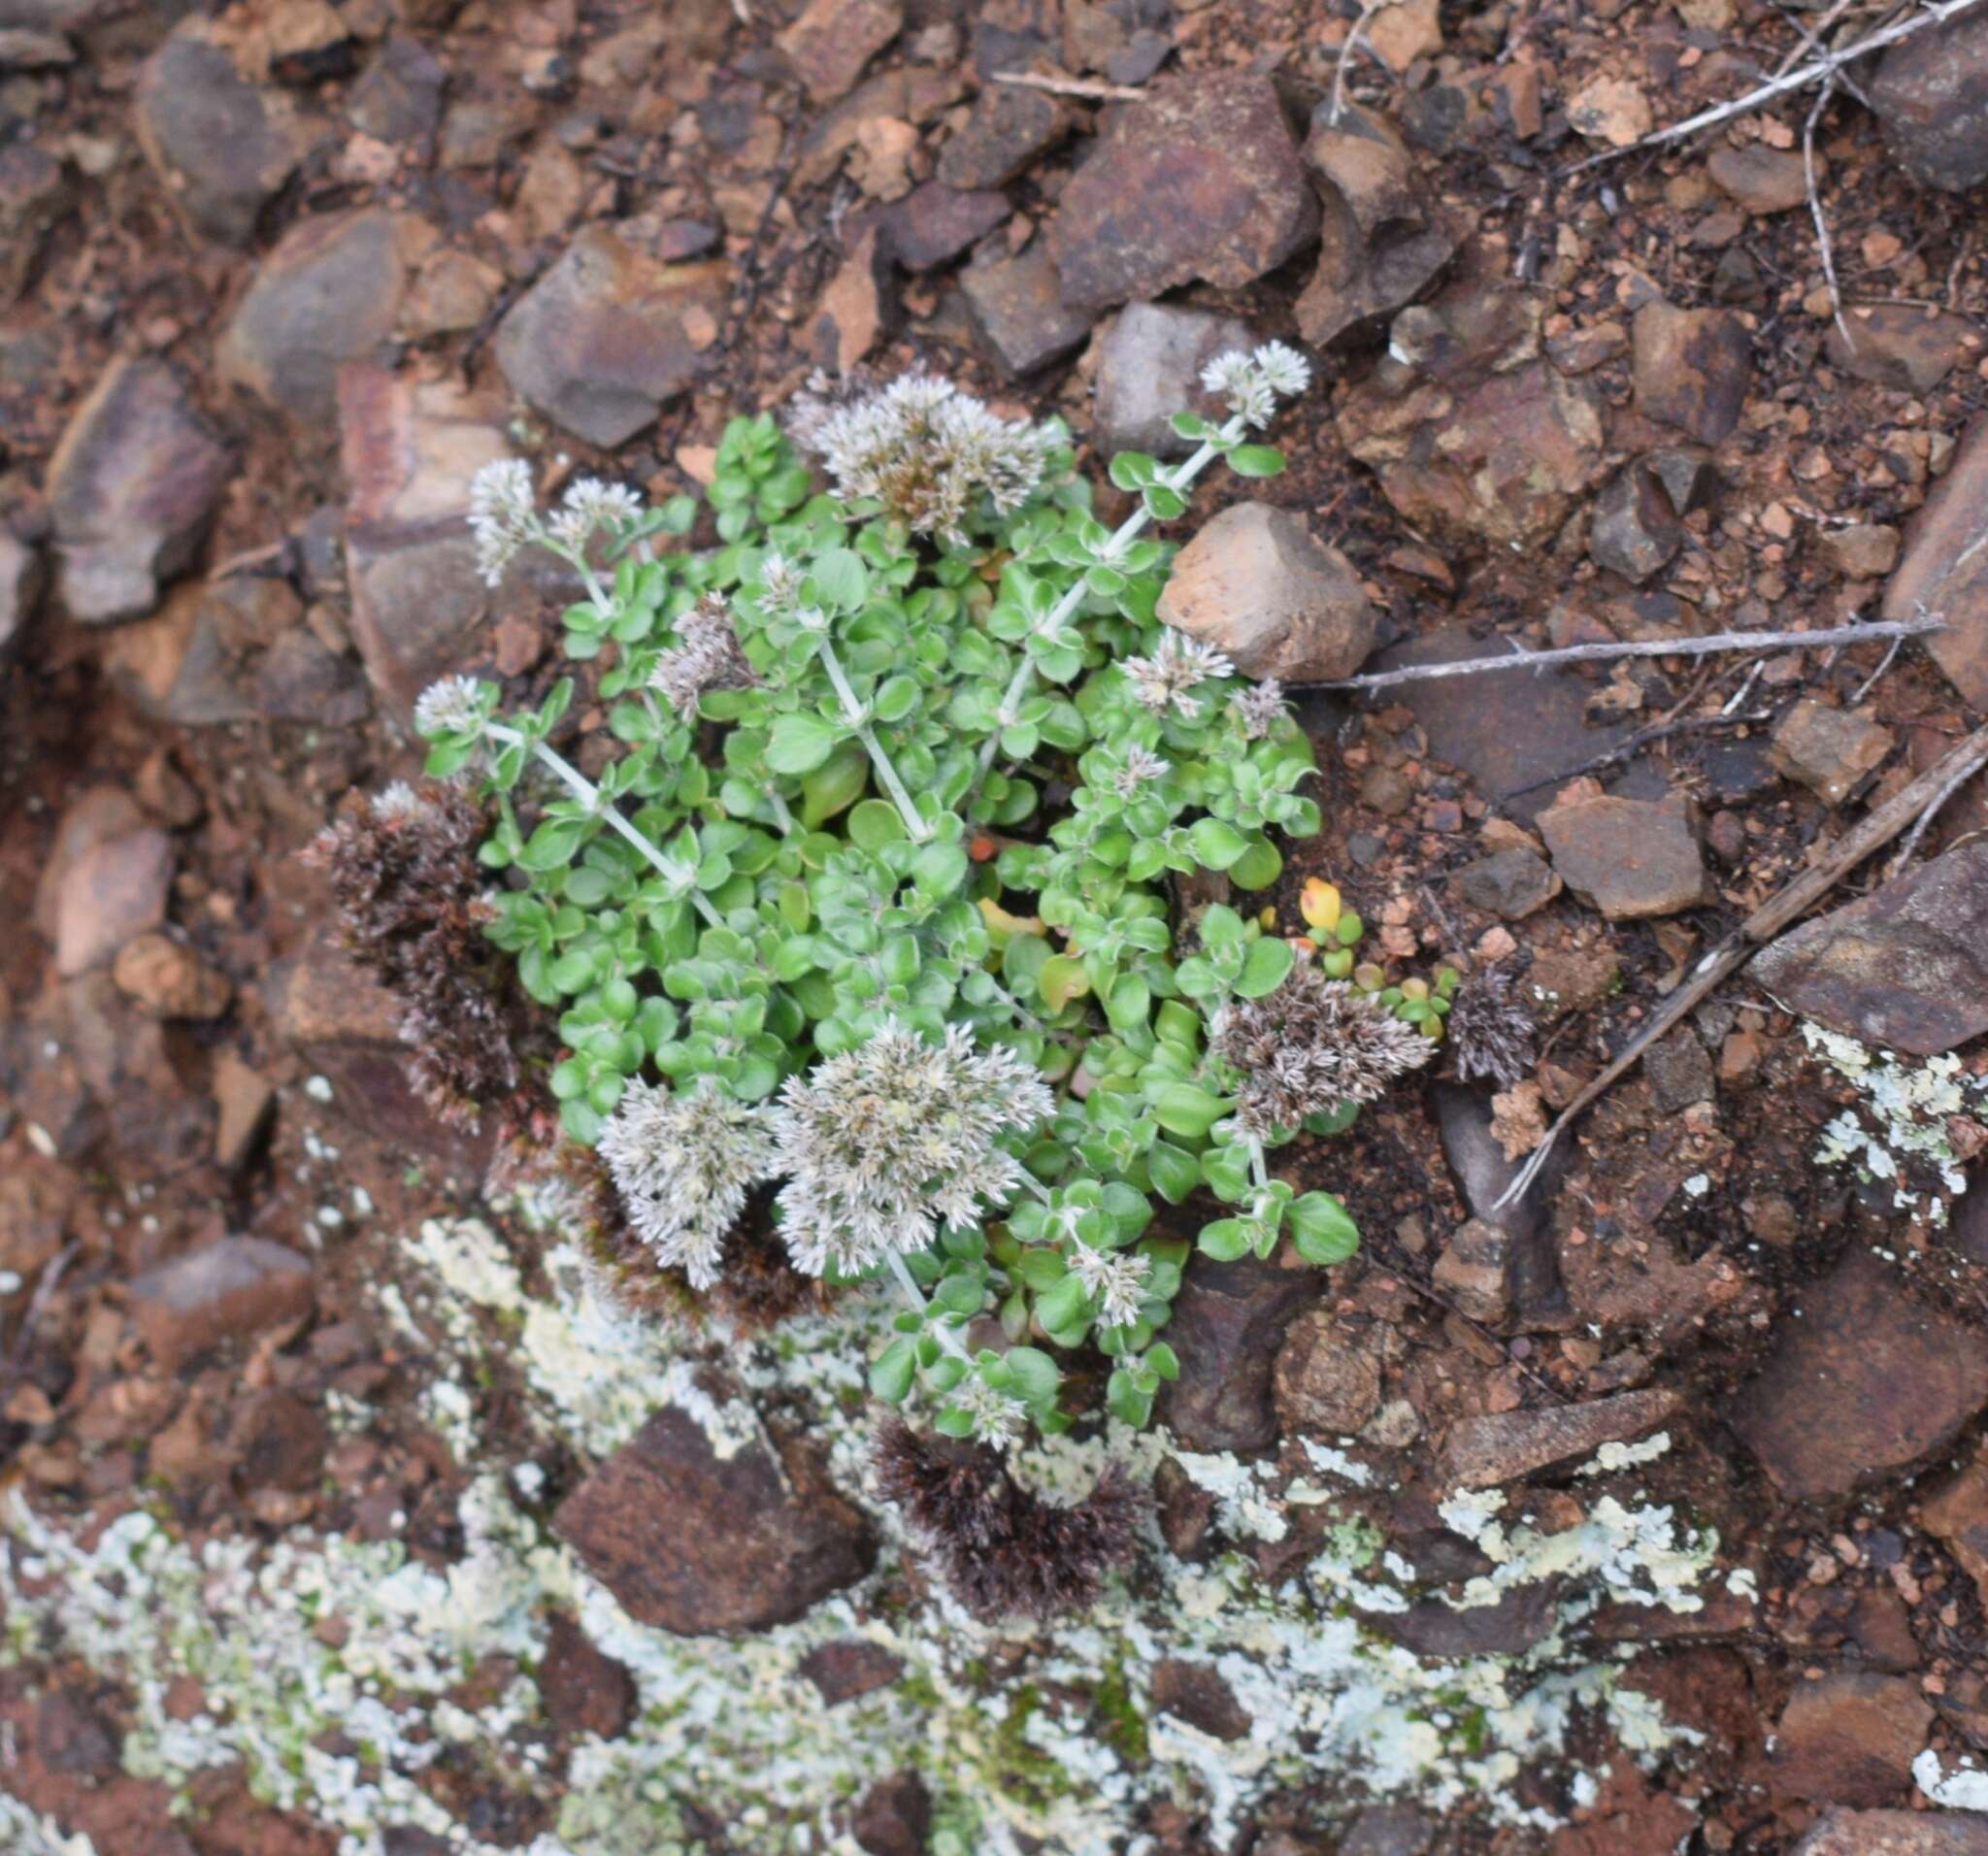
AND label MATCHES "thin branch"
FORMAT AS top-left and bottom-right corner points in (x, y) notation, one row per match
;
(1493, 719), (1988, 1210)
(1497, 711), (1773, 803)
(1569, 0), (1988, 169)
(1330, 0), (1392, 125)
(1888, 746), (1984, 874)
(1806, 78), (1854, 346)
(1303, 614), (1944, 694)
(992, 69), (1146, 102)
